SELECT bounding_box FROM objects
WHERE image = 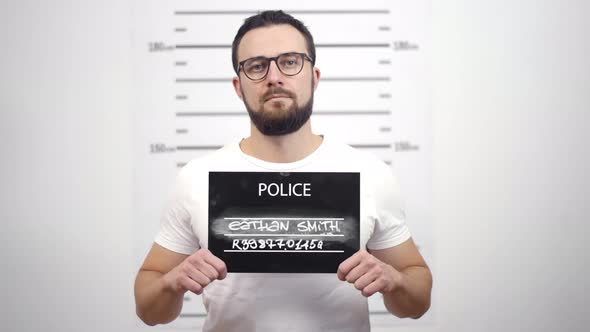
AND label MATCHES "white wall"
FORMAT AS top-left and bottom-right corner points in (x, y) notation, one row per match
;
(1, 1), (588, 331)
(431, 1), (590, 330)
